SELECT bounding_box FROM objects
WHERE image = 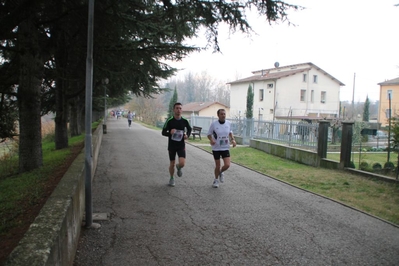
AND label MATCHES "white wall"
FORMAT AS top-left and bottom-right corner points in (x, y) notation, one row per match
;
(230, 64), (341, 120)
(253, 80), (275, 120)
(229, 83), (250, 118)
